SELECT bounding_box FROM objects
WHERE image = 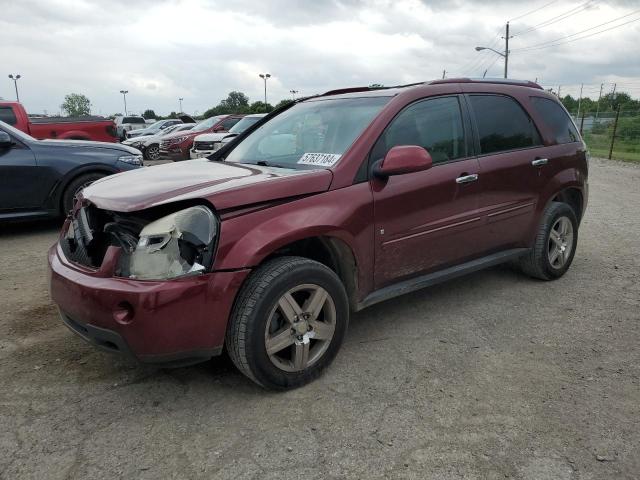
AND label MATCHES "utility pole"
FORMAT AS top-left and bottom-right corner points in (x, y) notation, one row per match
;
(442, 70), (446, 79)
(595, 83), (604, 119)
(576, 83), (583, 119)
(558, 85), (561, 98)
(609, 104), (621, 160)
(503, 22), (511, 79)
(8, 74), (21, 102)
(178, 97), (183, 113)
